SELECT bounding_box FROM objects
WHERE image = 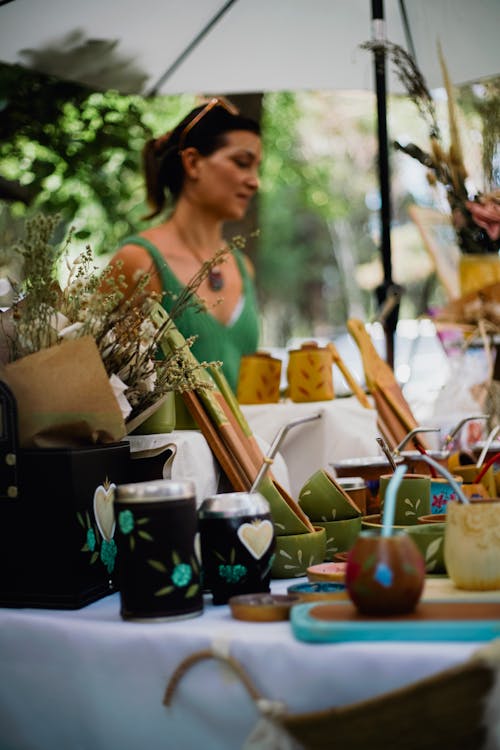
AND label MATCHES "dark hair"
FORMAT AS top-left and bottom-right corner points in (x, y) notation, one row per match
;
(142, 102), (261, 218)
